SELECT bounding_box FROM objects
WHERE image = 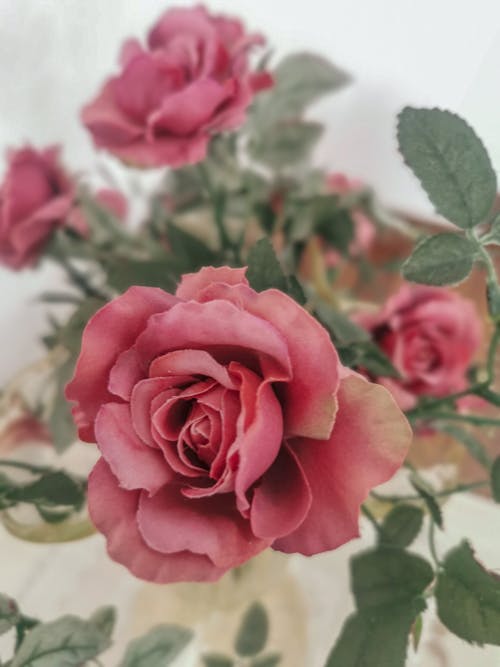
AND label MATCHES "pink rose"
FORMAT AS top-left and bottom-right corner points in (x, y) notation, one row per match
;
(323, 173), (376, 267)
(82, 6), (272, 169)
(0, 146), (75, 269)
(66, 267), (410, 583)
(357, 285), (482, 410)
